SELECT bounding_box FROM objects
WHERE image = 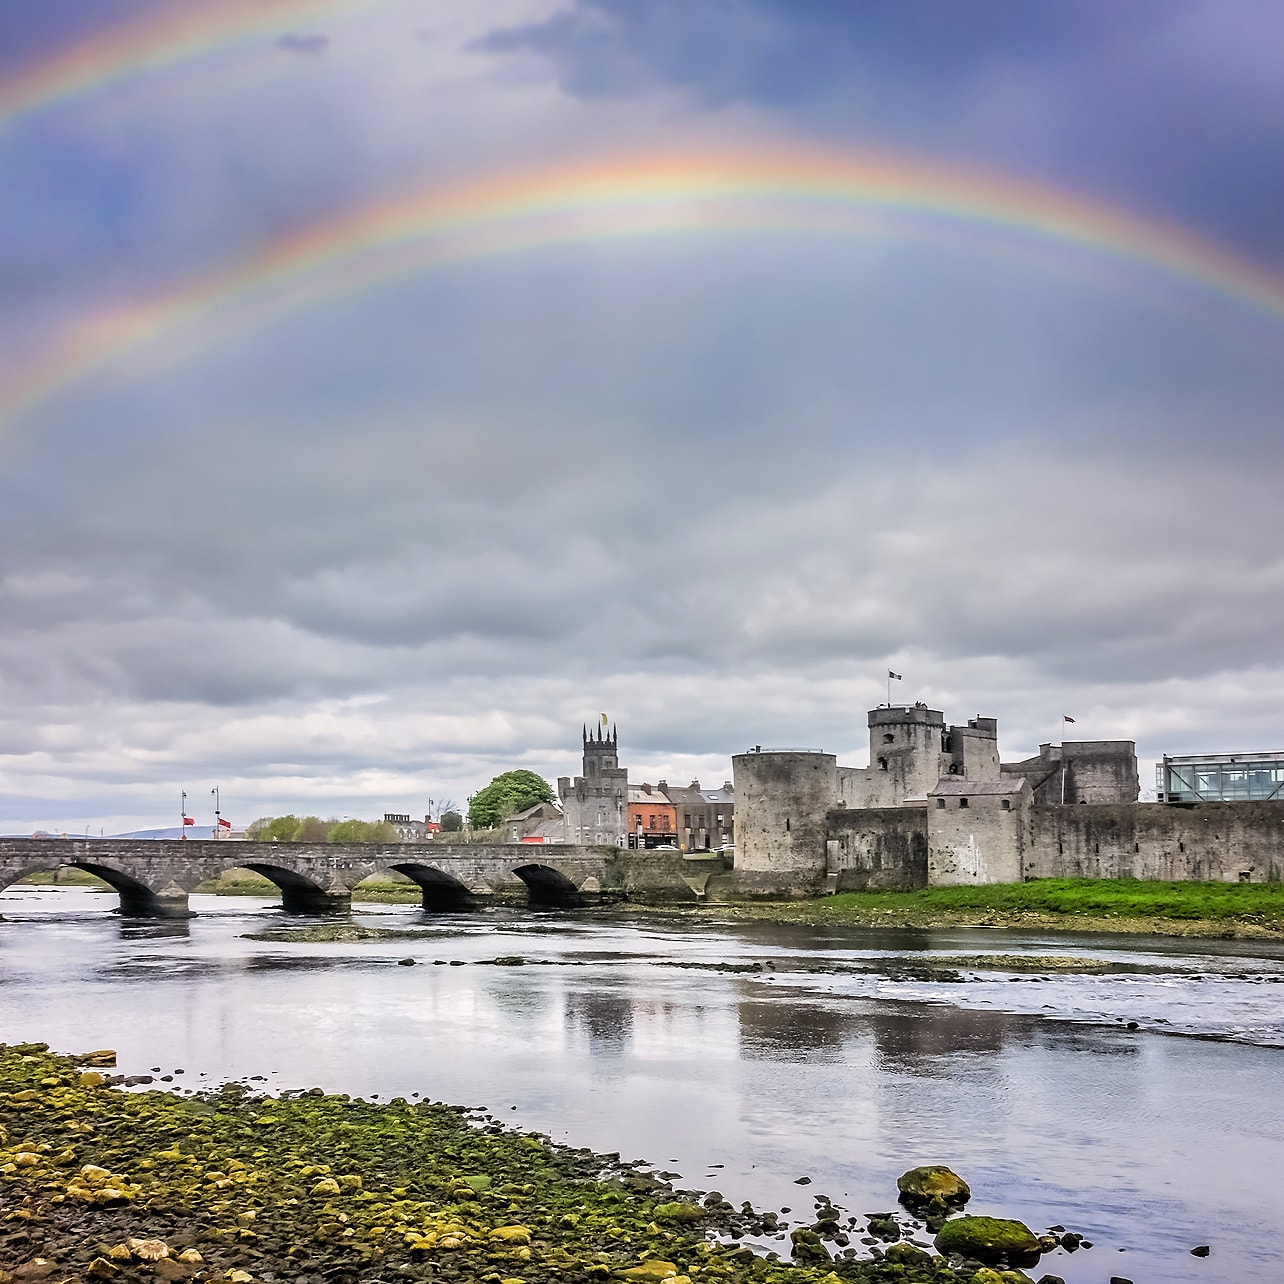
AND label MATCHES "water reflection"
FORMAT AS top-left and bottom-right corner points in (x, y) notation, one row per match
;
(737, 994), (852, 1061)
(565, 987), (634, 1056)
(869, 1003), (1009, 1073)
